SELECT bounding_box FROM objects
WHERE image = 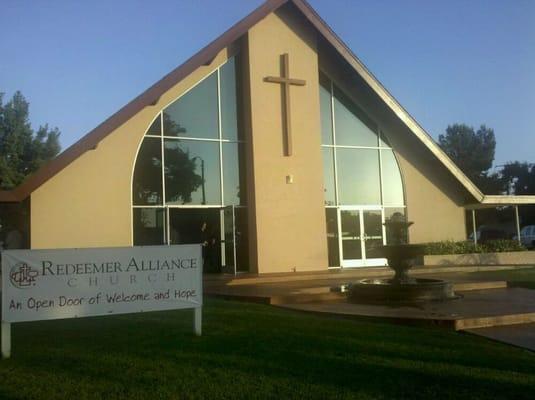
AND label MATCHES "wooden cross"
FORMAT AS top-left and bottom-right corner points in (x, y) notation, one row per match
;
(264, 53), (306, 156)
